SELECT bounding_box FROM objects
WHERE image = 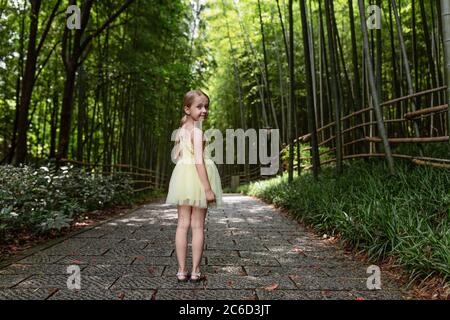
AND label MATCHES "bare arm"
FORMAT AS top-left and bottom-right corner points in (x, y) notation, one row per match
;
(192, 128), (212, 192)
